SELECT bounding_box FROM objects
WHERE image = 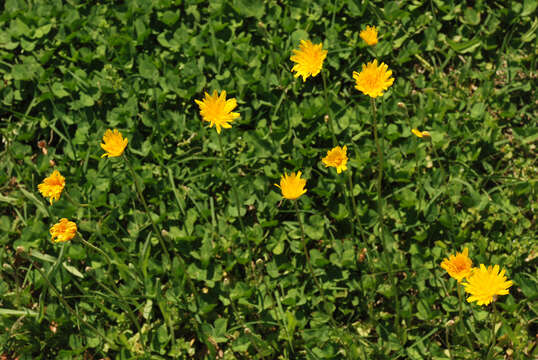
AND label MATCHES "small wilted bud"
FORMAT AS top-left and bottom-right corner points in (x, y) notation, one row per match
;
(358, 248), (367, 263)
(324, 115), (329, 123)
(37, 140), (48, 155)
(202, 287), (209, 294)
(49, 159), (56, 167)
(161, 229), (169, 237)
(446, 319), (455, 327)
(397, 102), (406, 109)
(16, 246), (25, 254)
